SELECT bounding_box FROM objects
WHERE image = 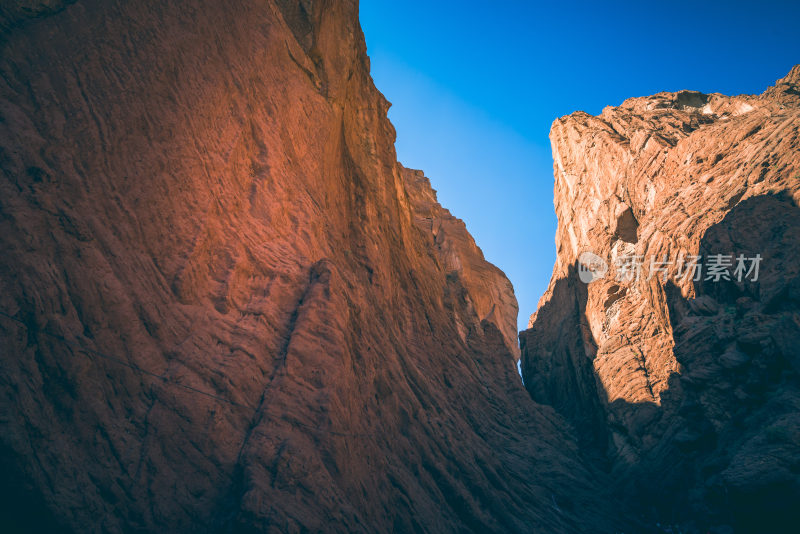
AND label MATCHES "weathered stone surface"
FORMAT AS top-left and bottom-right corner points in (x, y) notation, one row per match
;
(401, 165), (520, 359)
(0, 1), (626, 532)
(522, 66), (800, 531)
